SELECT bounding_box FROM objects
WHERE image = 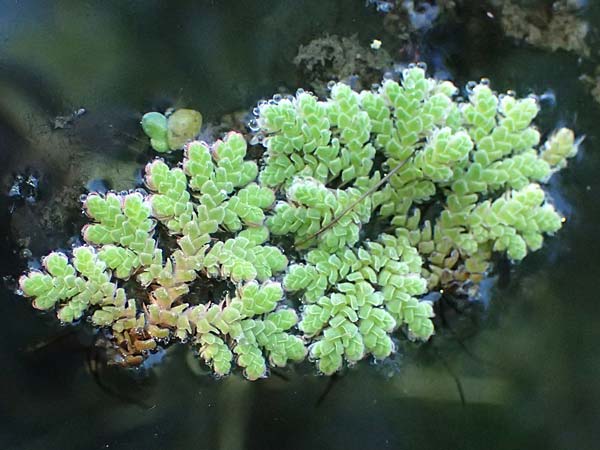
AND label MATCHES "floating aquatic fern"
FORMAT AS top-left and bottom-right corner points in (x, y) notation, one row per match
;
(19, 67), (579, 378)
(141, 109), (203, 153)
